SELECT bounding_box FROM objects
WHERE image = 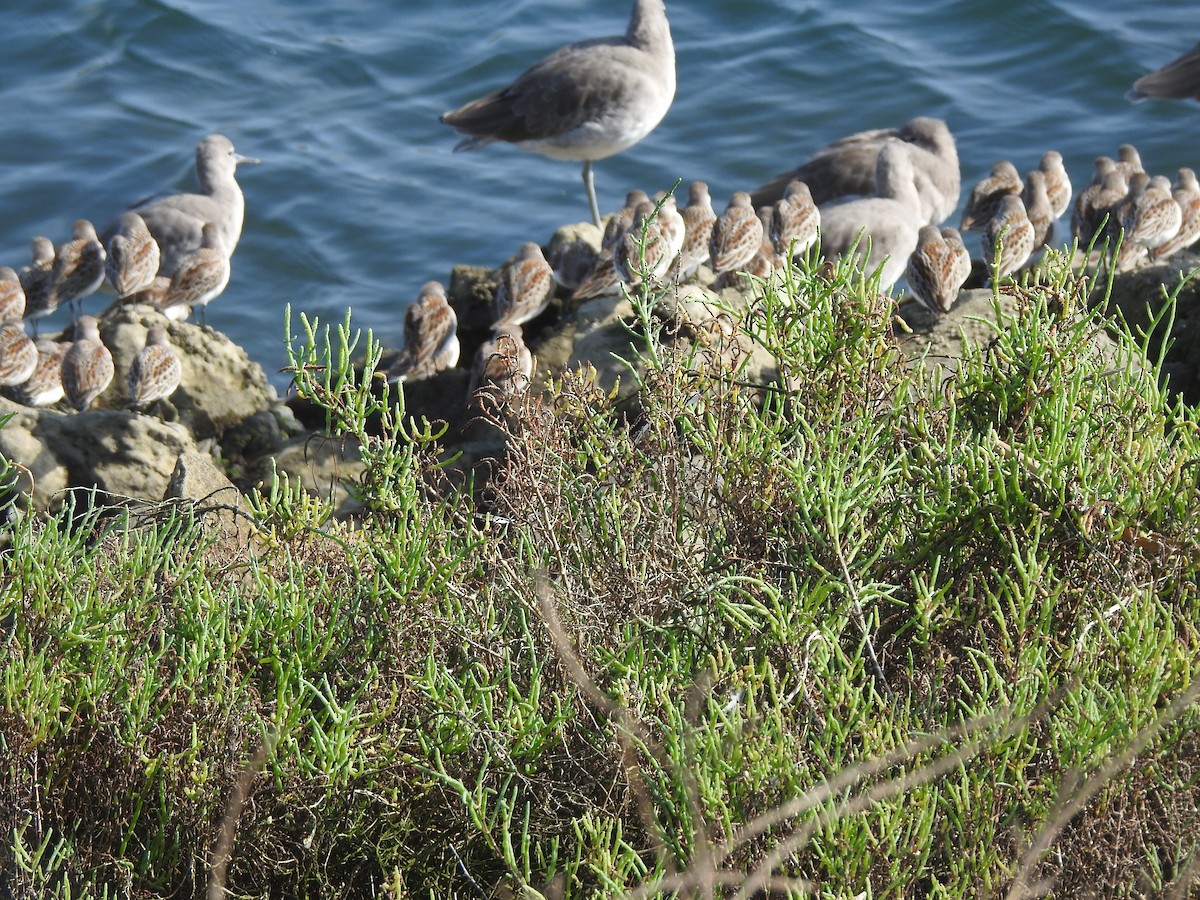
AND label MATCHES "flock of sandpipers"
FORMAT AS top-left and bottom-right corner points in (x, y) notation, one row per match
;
(2, 0), (1197, 417)
(0, 134), (254, 412)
